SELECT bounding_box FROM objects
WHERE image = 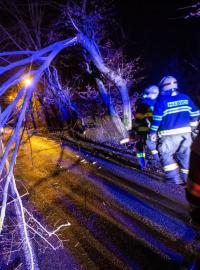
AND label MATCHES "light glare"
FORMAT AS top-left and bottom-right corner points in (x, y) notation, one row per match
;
(23, 77), (32, 86)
